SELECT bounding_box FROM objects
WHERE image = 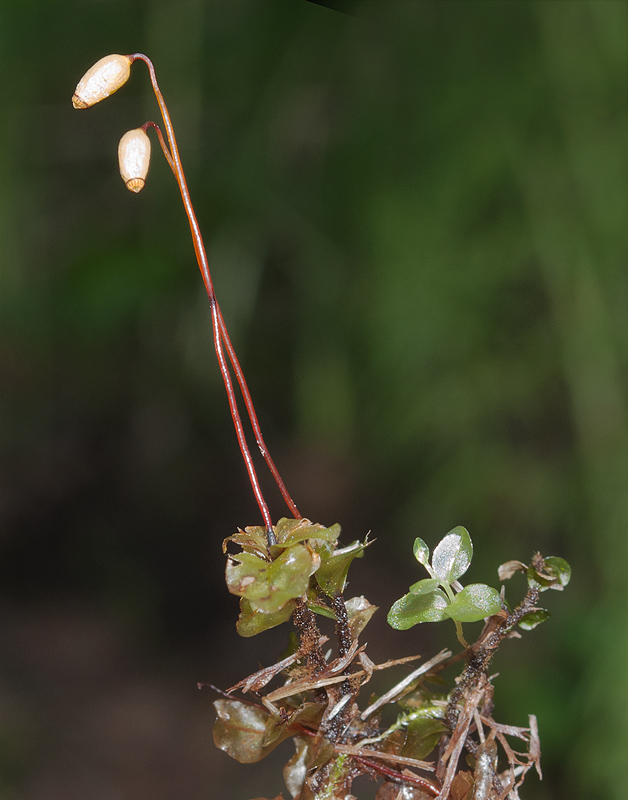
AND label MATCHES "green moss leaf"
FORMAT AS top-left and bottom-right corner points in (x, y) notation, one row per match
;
(401, 717), (448, 760)
(226, 544), (315, 614)
(306, 591), (336, 620)
(431, 526), (473, 583)
(387, 589), (449, 629)
(273, 518), (341, 549)
(519, 608), (551, 630)
(213, 699), (274, 763)
(263, 703), (323, 753)
(213, 698), (318, 765)
(444, 583), (502, 622)
(543, 556), (571, 589)
(345, 595), (378, 638)
(226, 551), (270, 597)
(413, 537), (430, 566)
(315, 539), (369, 597)
(236, 597), (296, 637)
(408, 578), (441, 595)
(222, 526), (269, 559)
(527, 556), (572, 592)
